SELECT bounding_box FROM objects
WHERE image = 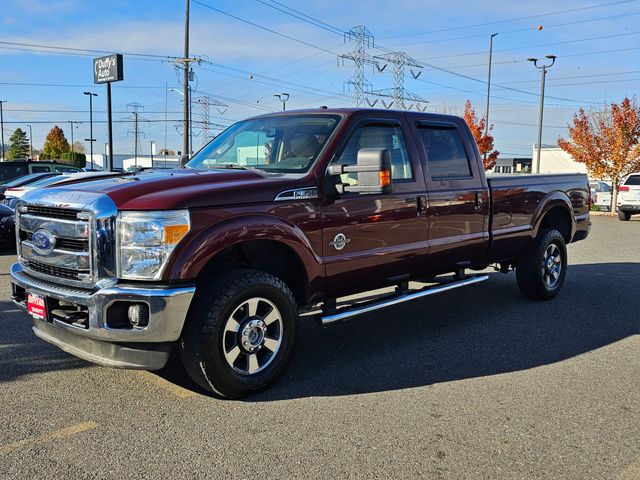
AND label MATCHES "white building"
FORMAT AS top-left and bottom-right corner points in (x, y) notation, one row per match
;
(532, 145), (588, 175)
